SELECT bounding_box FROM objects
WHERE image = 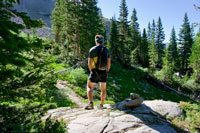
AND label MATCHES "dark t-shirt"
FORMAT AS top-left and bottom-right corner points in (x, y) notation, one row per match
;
(88, 45), (111, 69)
